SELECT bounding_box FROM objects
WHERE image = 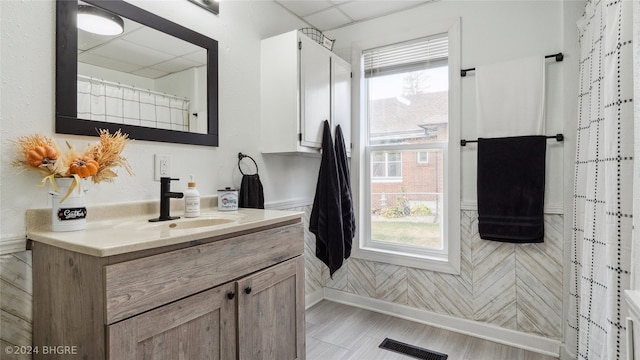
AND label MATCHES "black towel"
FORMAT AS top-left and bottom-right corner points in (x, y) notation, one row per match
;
(239, 174), (264, 209)
(310, 120), (344, 277)
(334, 125), (354, 259)
(477, 136), (546, 243)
